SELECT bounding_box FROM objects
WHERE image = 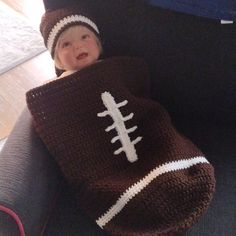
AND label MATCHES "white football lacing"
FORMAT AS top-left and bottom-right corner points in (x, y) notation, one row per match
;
(97, 92), (142, 163)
